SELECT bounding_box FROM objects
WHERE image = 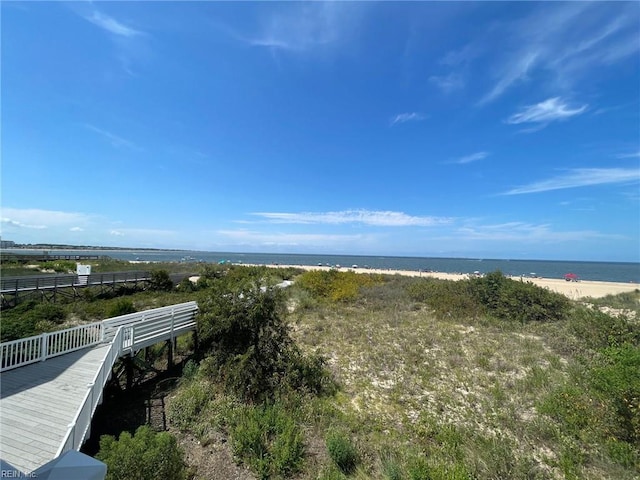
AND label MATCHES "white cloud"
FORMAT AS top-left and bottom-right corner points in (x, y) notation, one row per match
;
(477, 2), (639, 104)
(251, 209), (452, 227)
(1, 218), (47, 229)
(617, 151), (640, 159)
(110, 230), (125, 236)
(503, 168), (640, 195)
(218, 229), (365, 247)
(506, 97), (587, 125)
(243, 2), (360, 53)
(452, 151), (489, 165)
(455, 222), (619, 243)
(429, 73), (464, 93)
(390, 112), (426, 126)
(1, 208), (90, 229)
(84, 124), (138, 149)
(70, 227), (84, 232)
(84, 10), (142, 38)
